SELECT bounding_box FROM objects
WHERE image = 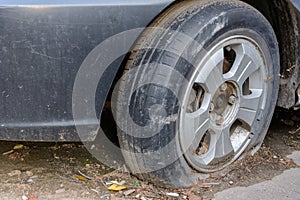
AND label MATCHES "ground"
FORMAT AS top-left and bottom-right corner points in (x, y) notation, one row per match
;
(0, 109), (299, 200)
